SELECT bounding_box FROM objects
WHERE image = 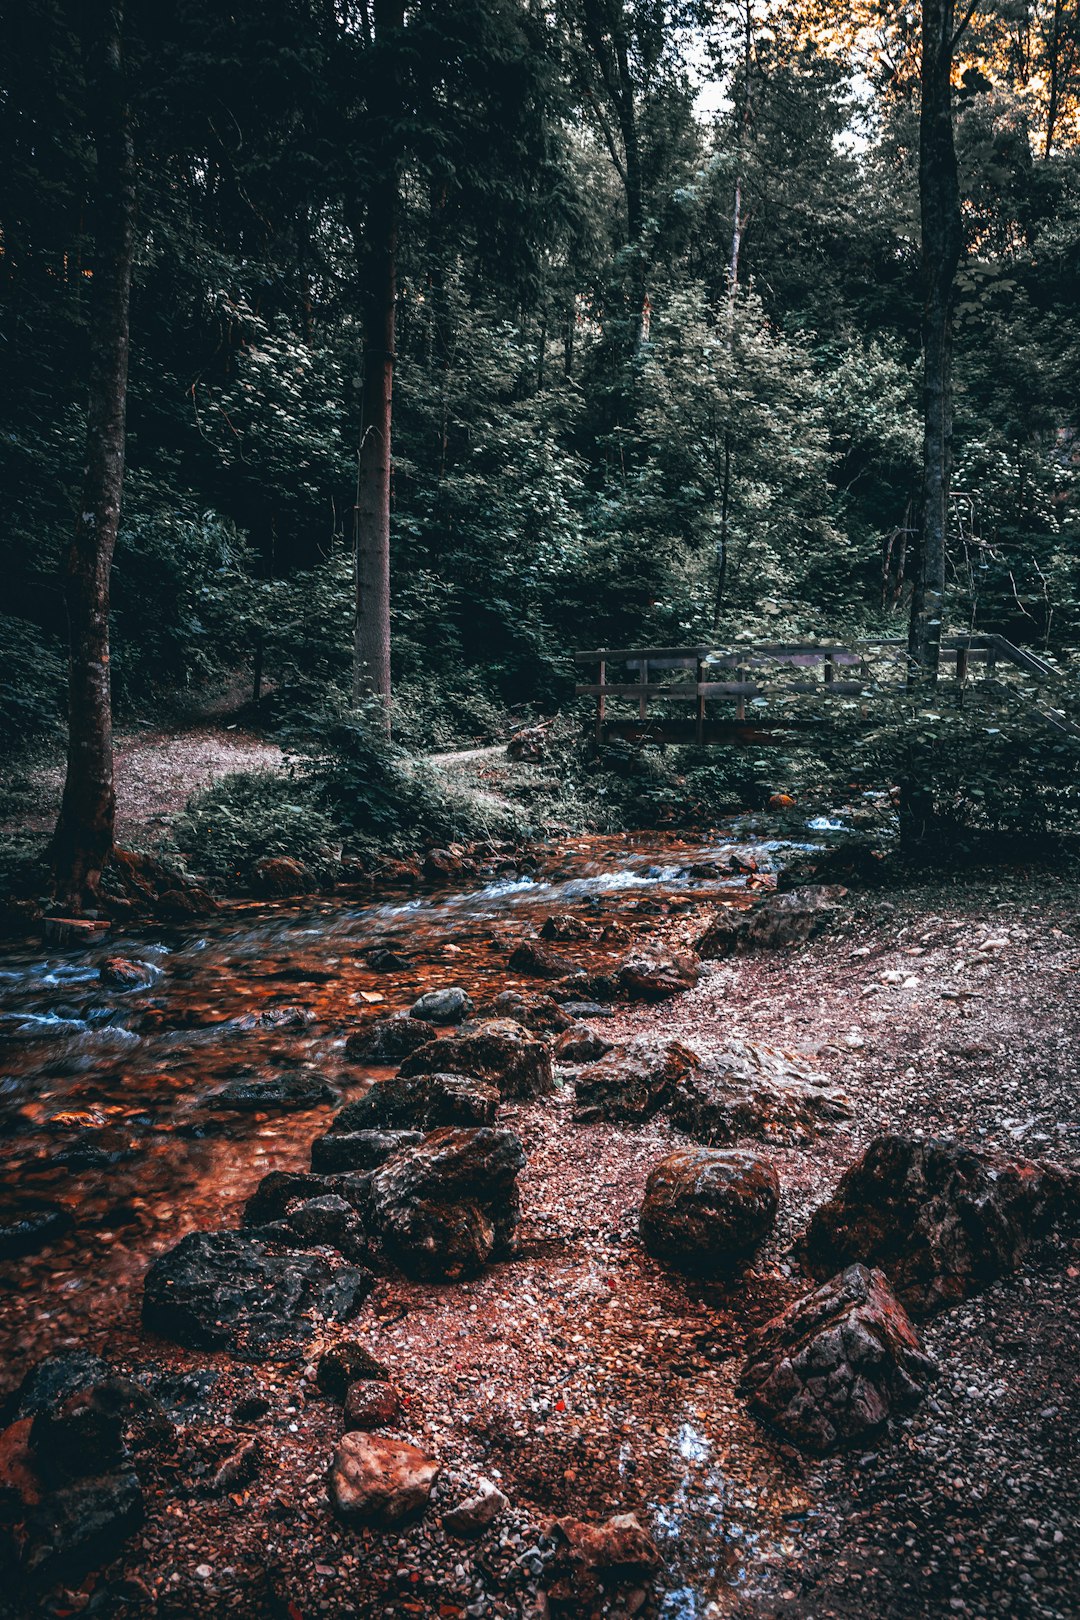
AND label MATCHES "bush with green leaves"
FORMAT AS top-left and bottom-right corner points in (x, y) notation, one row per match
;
(0, 615), (67, 753)
(173, 770), (340, 887)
